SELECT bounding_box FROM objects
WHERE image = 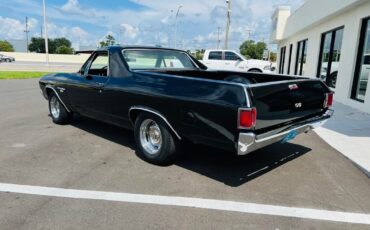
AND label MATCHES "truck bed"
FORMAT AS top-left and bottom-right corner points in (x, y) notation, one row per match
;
(139, 69), (331, 132)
